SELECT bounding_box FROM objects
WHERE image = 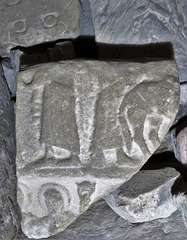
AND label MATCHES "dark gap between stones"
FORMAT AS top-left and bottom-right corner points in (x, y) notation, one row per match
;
(11, 37), (174, 70)
(170, 115), (187, 134)
(141, 151), (187, 182)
